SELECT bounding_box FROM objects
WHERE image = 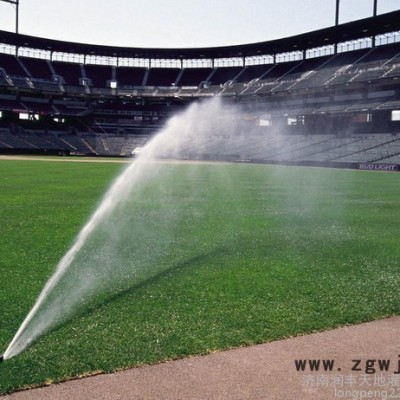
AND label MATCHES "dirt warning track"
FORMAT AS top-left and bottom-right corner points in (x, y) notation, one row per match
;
(3, 316), (400, 400)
